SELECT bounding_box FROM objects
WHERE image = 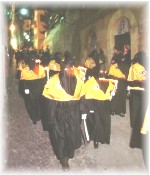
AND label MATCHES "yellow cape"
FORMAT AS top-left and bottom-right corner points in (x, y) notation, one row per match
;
(108, 63), (125, 79)
(84, 77), (116, 100)
(48, 60), (60, 71)
(20, 65), (46, 80)
(128, 63), (146, 81)
(42, 73), (85, 101)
